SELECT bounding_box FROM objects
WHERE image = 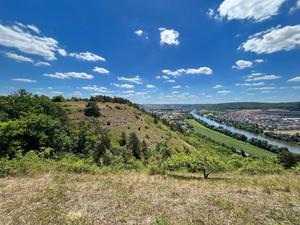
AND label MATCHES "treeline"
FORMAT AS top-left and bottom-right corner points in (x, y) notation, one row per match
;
(194, 118), (289, 154)
(264, 131), (300, 145)
(52, 93), (140, 108)
(198, 102), (300, 111)
(89, 95), (139, 109)
(207, 116), (264, 134)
